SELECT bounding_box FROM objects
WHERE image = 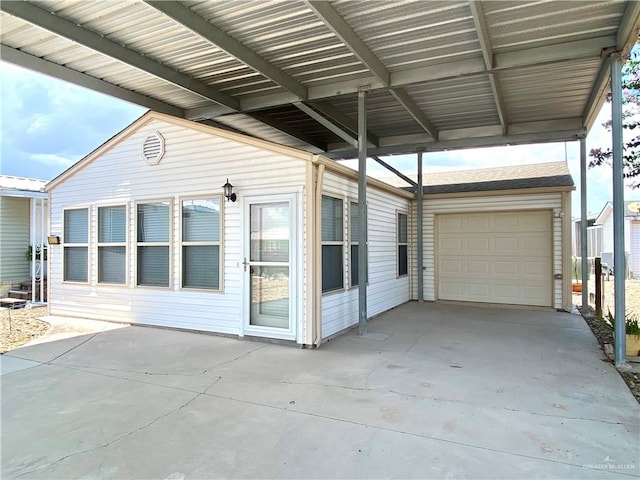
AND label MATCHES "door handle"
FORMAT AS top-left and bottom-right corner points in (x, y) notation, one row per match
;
(242, 257), (249, 271)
